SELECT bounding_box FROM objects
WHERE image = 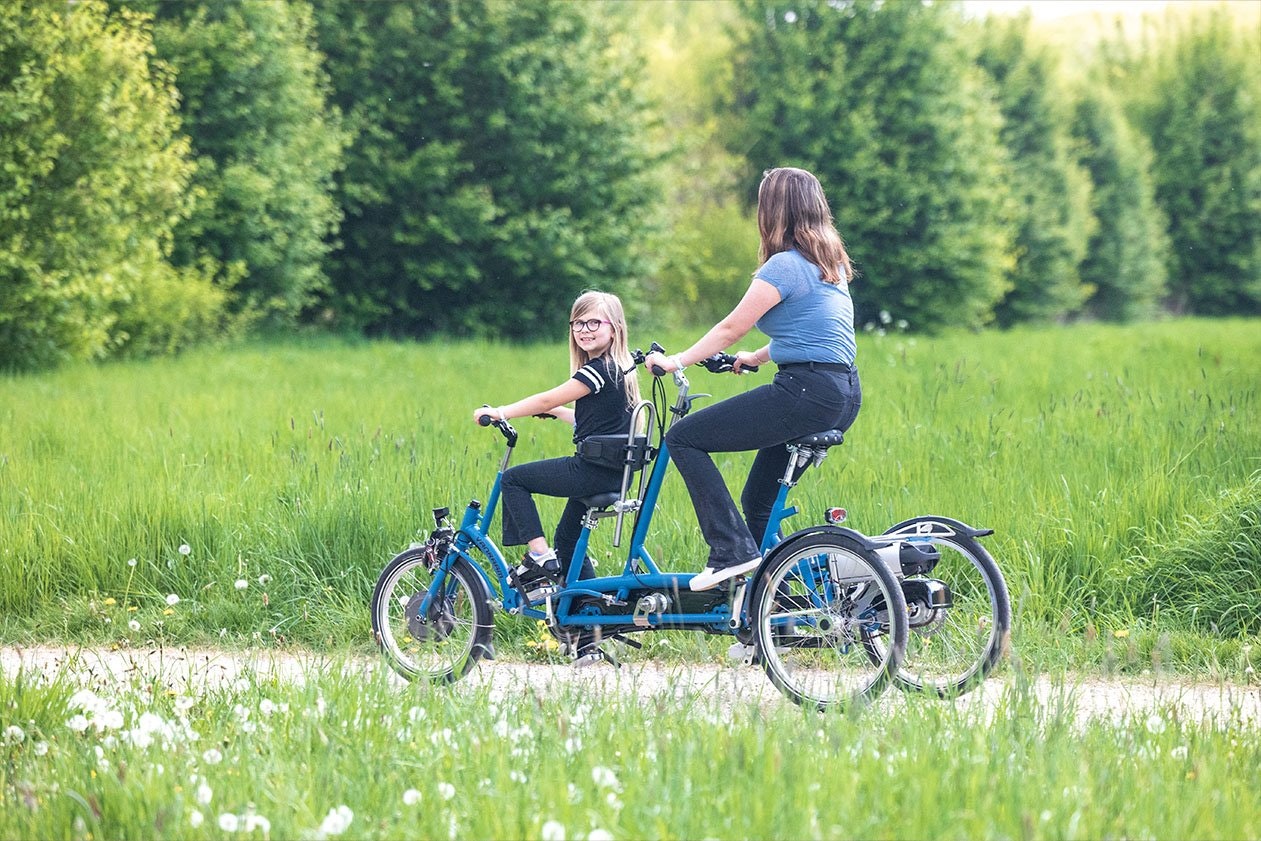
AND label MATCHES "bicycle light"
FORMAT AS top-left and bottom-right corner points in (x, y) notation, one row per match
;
(824, 507), (847, 524)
